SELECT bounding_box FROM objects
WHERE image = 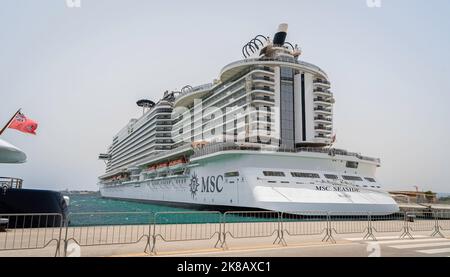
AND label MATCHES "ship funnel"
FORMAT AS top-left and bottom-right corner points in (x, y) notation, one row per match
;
(273, 23), (288, 46)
